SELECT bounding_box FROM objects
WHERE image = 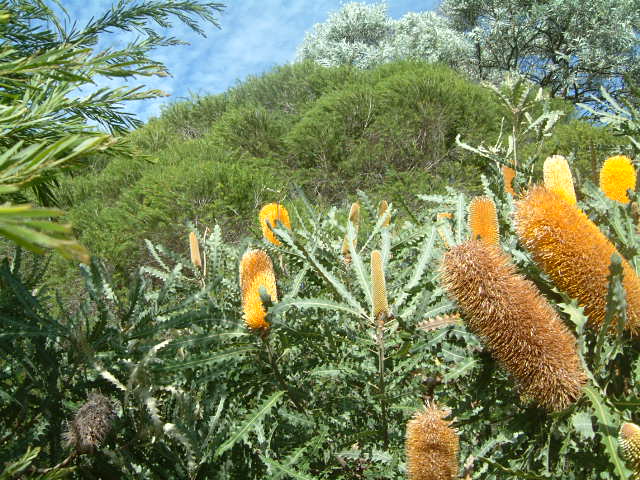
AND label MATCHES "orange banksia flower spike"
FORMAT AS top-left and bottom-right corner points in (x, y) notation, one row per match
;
(189, 232), (202, 268)
(515, 186), (640, 333)
(378, 200), (390, 226)
(371, 250), (389, 319)
(468, 196), (499, 246)
(600, 155), (637, 203)
(620, 422), (640, 476)
(441, 240), (587, 411)
(502, 165), (516, 195)
(543, 155), (577, 206)
(239, 249), (278, 330)
(342, 202), (361, 262)
(406, 404), (459, 480)
(259, 203), (291, 245)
